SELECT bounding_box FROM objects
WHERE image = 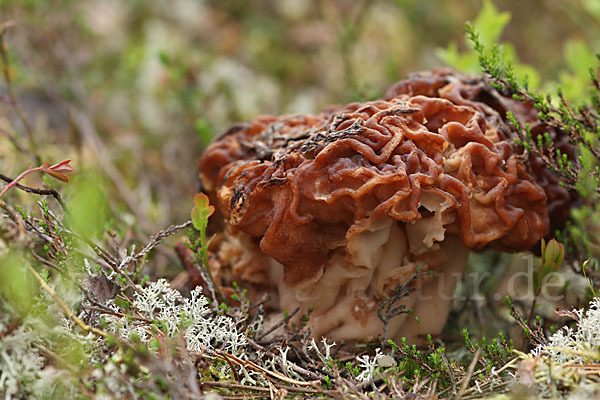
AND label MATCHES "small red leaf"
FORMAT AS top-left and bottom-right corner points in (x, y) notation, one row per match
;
(41, 160), (74, 183)
(45, 171), (70, 182)
(49, 159), (74, 174)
